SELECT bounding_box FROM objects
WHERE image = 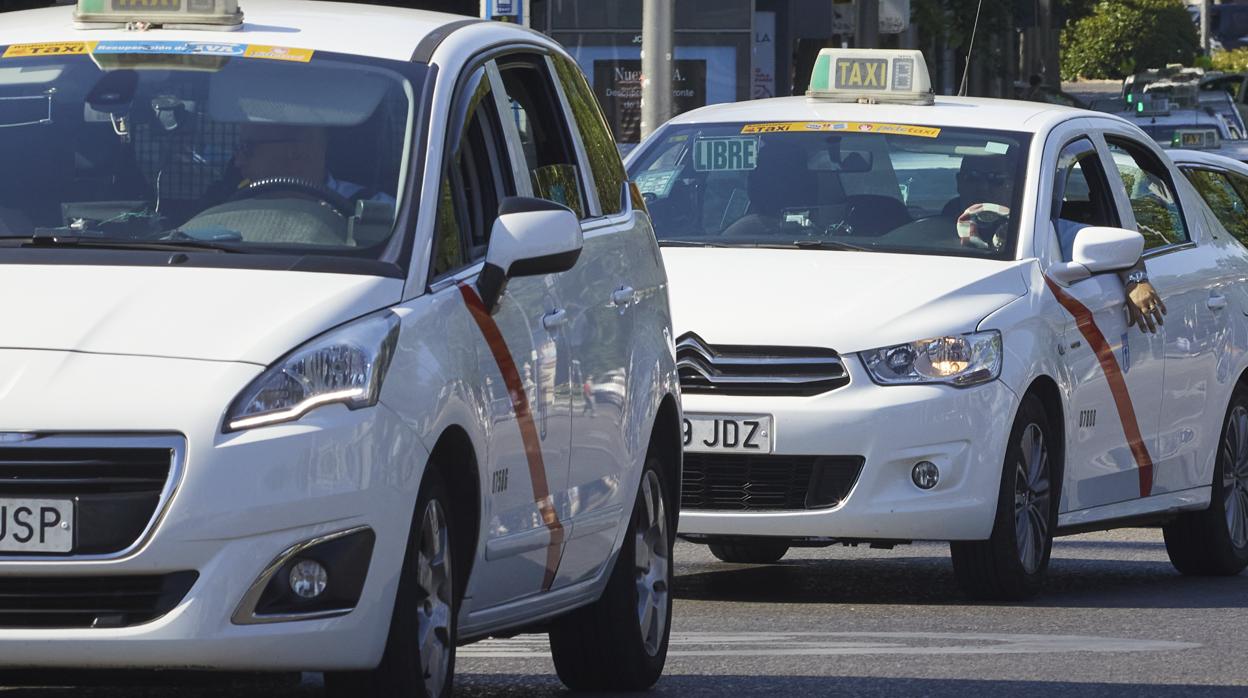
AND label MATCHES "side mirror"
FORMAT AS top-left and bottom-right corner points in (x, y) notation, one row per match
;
(477, 197), (583, 313)
(1048, 226), (1145, 285)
